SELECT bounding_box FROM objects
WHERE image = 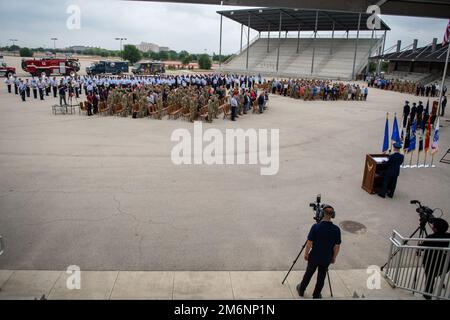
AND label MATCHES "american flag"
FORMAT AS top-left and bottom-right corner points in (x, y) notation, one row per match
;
(444, 19), (450, 45)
